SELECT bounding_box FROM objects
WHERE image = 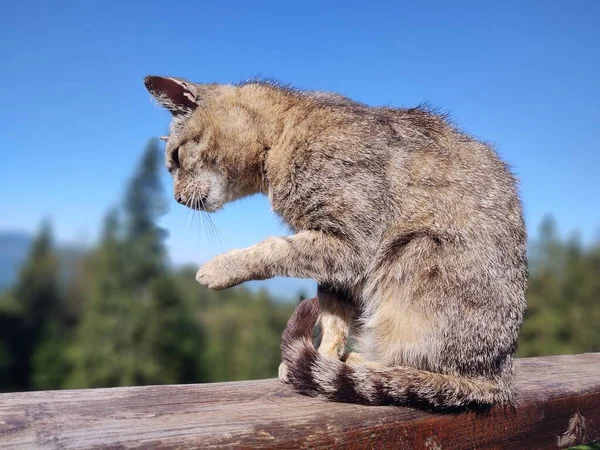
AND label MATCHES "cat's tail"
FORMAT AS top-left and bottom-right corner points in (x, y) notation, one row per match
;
(281, 297), (513, 409)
